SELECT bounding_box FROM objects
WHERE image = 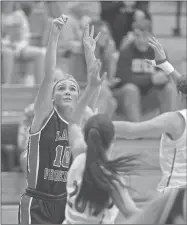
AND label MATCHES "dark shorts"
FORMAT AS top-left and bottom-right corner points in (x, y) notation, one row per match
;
(18, 193), (66, 224)
(110, 75), (155, 96)
(110, 76), (166, 114)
